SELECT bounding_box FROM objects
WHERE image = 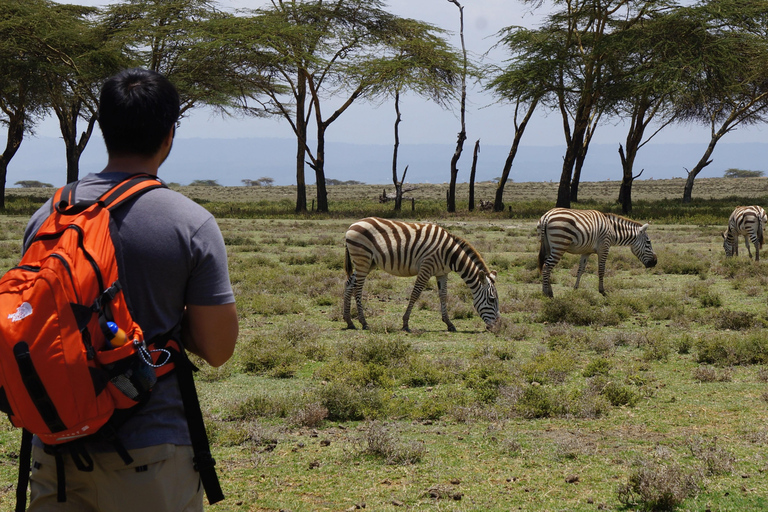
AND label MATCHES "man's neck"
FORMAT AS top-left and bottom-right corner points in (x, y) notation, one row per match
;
(100, 155), (161, 176)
